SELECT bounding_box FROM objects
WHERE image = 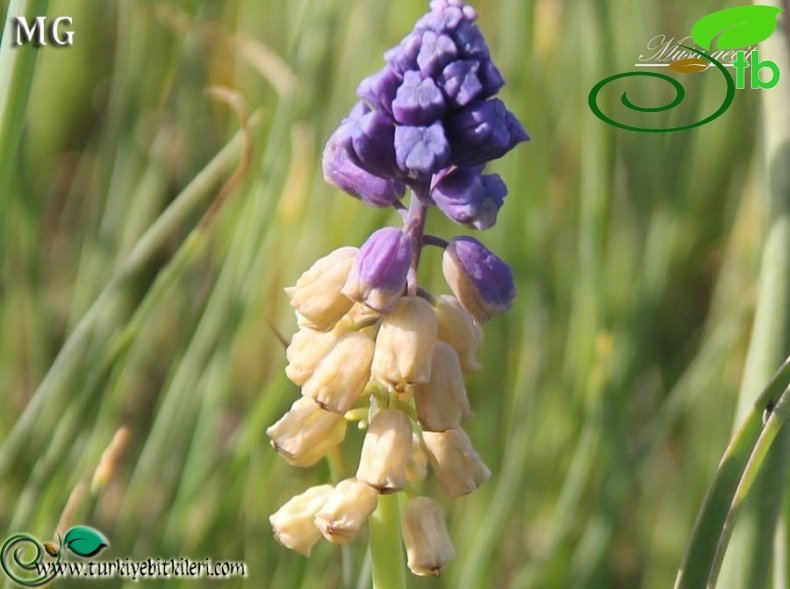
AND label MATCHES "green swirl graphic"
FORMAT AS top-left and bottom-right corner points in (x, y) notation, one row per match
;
(0, 534), (59, 587)
(588, 45), (736, 133)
